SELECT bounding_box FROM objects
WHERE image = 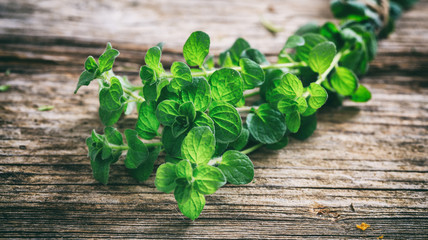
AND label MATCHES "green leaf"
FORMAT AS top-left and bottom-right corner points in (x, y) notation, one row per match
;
(308, 83), (328, 109)
(124, 129), (149, 169)
(265, 135), (289, 150)
(229, 128), (249, 151)
(228, 38), (251, 65)
(308, 42), (336, 74)
(98, 48), (120, 73)
(74, 70), (97, 94)
(179, 102), (196, 123)
(350, 85), (371, 102)
(271, 73), (304, 101)
(0, 85), (10, 92)
(89, 152), (111, 185)
(177, 189), (205, 220)
(240, 48), (269, 65)
(174, 183), (193, 205)
(219, 51), (234, 67)
(99, 77), (123, 111)
(296, 97), (308, 114)
(284, 35), (305, 49)
(209, 101), (242, 144)
(162, 126), (186, 158)
(291, 114), (317, 140)
(98, 105), (124, 126)
(181, 77), (211, 112)
(209, 68), (243, 105)
(84, 56), (98, 72)
(183, 31), (210, 67)
(193, 165), (226, 195)
(247, 104), (286, 144)
(145, 46), (164, 75)
(135, 101), (160, 140)
(277, 99), (298, 114)
(129, 146), (161, 182)
(295, 22), (321, 35)
(193, 111), (215, 133)
(181, 126), (215, 165)
(286, 111), (301, 133)
(239, 58), (265, 90)
(330, 67), (358, 96)
(218, 150), (254, 185)
(156, 100), (180, 126)
(171, 61), (192, 89)
(155, 163), (177, 193)
(139, 65), (156, 85)
(203, 55), (215, 70)
(296, 33), (328, 63)
(175, 159), (193, 181)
